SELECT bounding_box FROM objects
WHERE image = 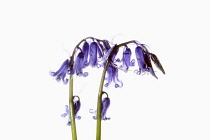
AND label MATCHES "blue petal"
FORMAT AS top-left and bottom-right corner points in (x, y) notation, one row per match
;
(135, 46), (147, 73)
(89, 42), (98, 67)
(50, 59), (70, 77)
(101, 97), (110, 120)
(82, 41), (89, 67)
(74, 52), (88, 77)
(105, 64), (122, 88)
